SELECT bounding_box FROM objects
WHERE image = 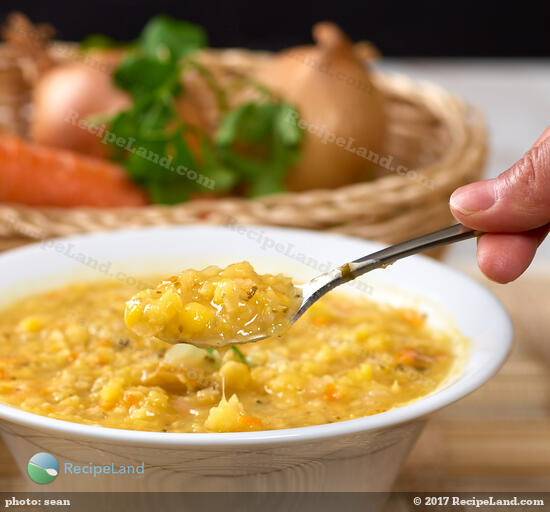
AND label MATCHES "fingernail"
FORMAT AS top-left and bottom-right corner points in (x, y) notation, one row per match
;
(450, 180), (496, 215)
